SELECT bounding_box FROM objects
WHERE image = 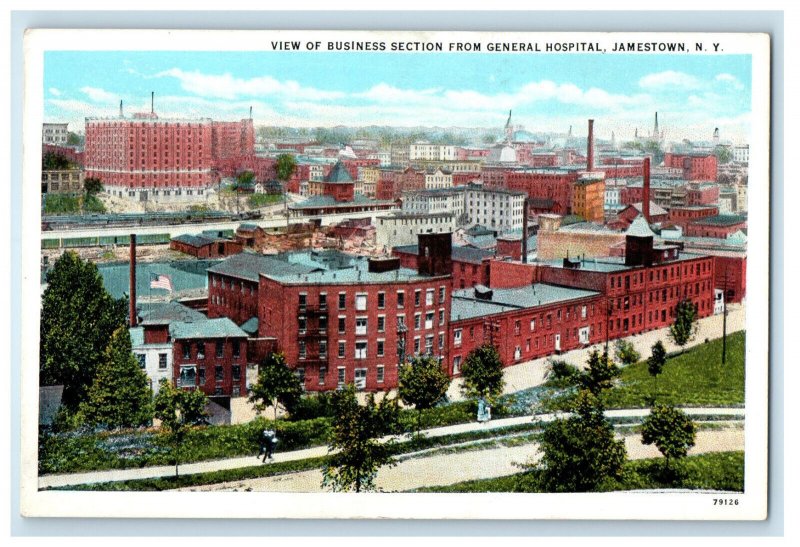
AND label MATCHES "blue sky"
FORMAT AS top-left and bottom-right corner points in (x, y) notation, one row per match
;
(44, 50), (752, 143)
